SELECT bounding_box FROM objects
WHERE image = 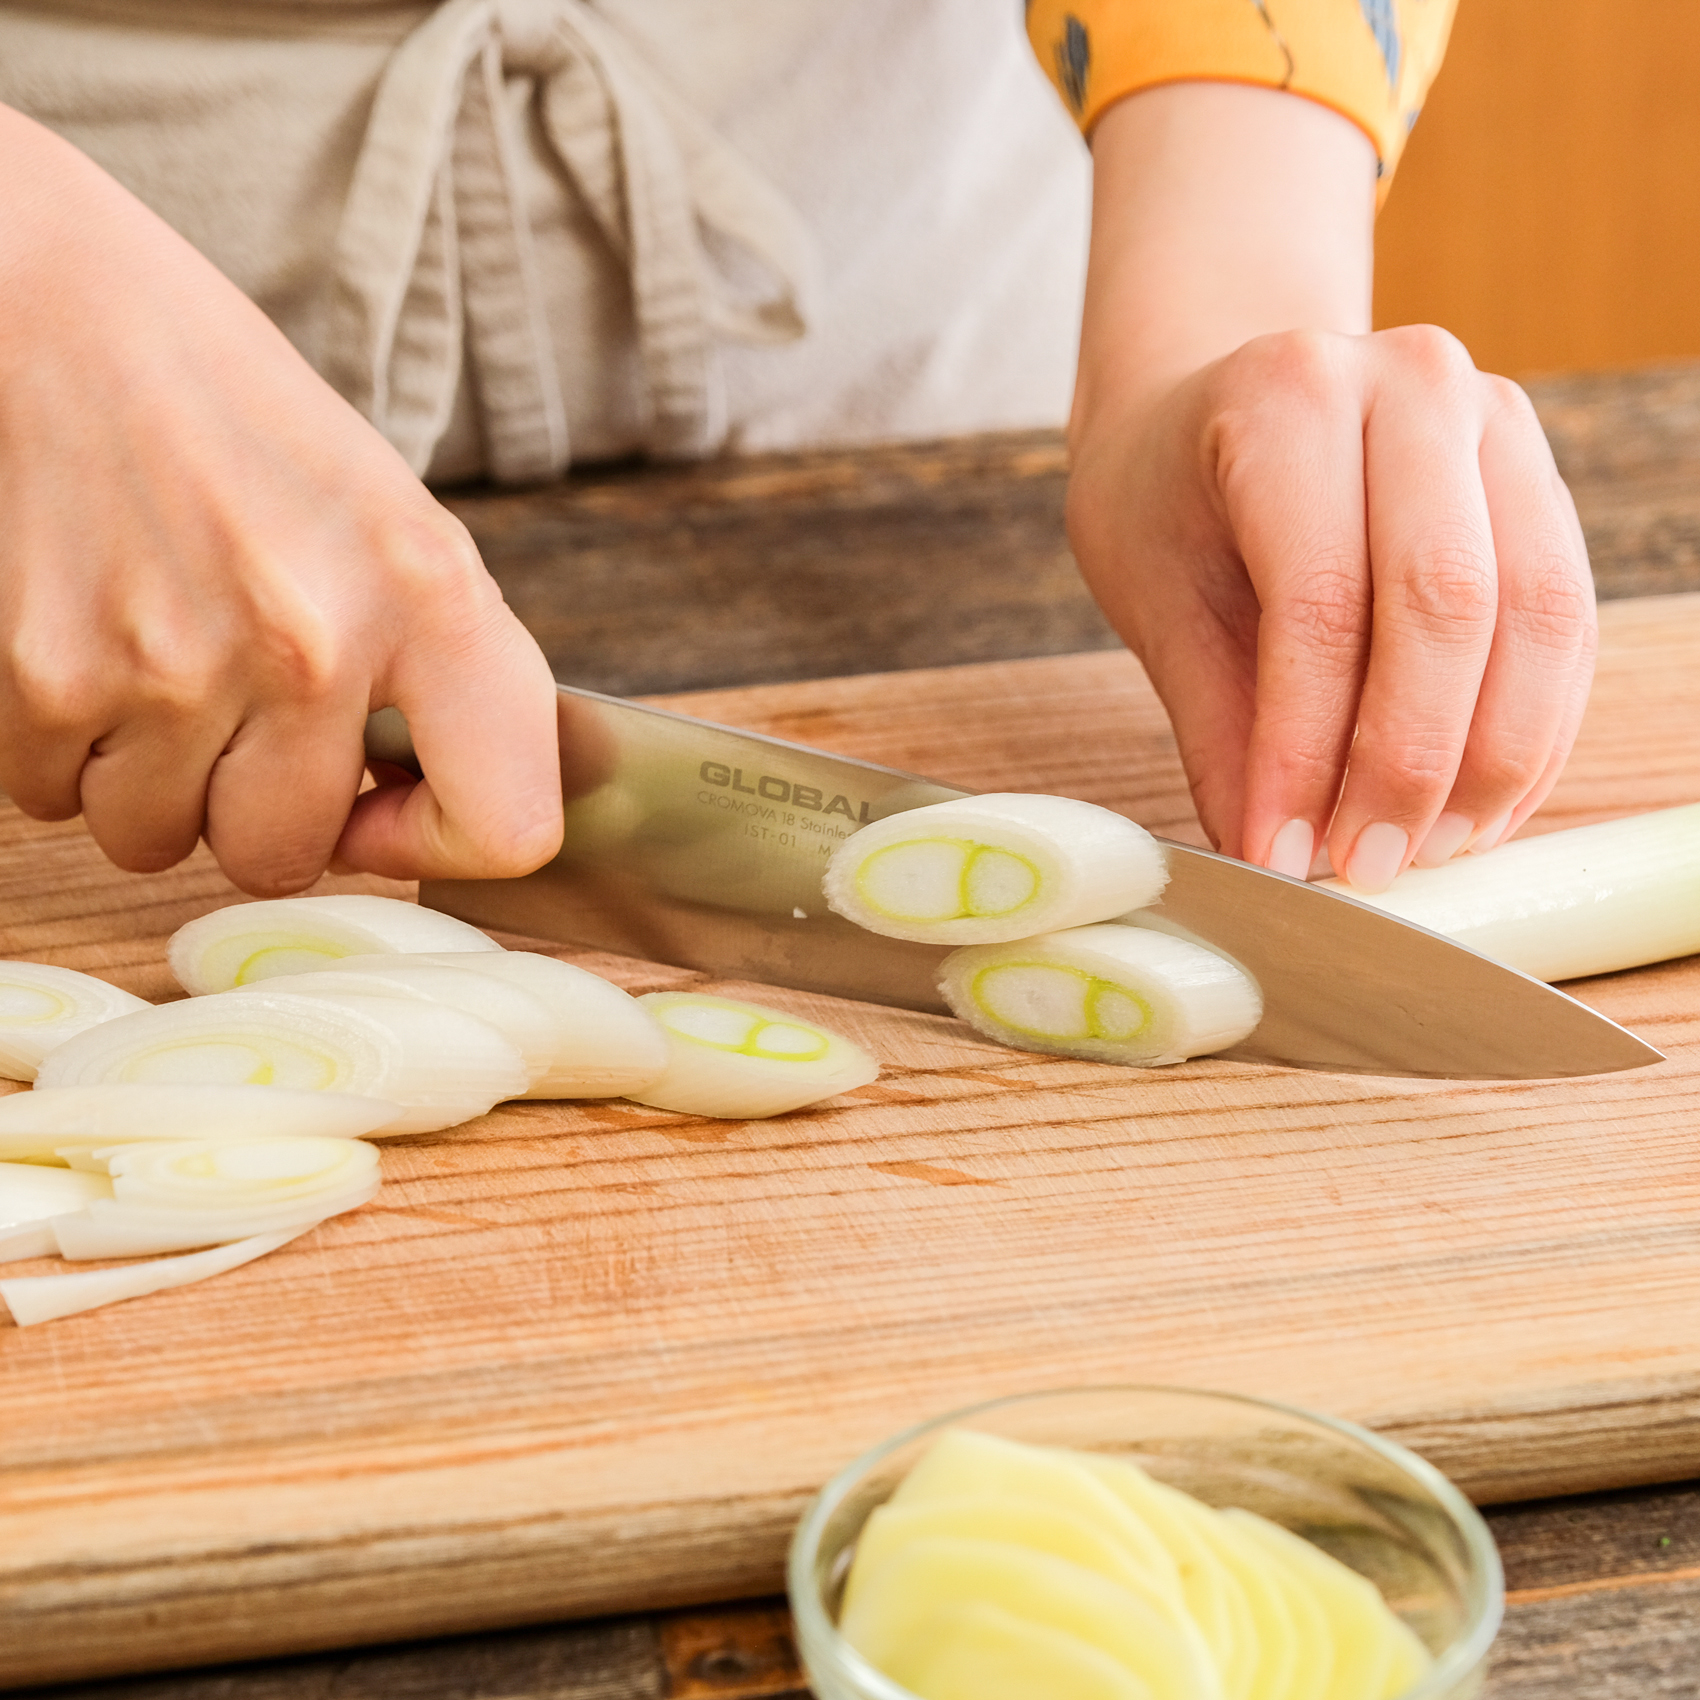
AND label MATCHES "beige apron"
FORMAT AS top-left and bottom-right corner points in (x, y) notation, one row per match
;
(0, 0), (1088, 483)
